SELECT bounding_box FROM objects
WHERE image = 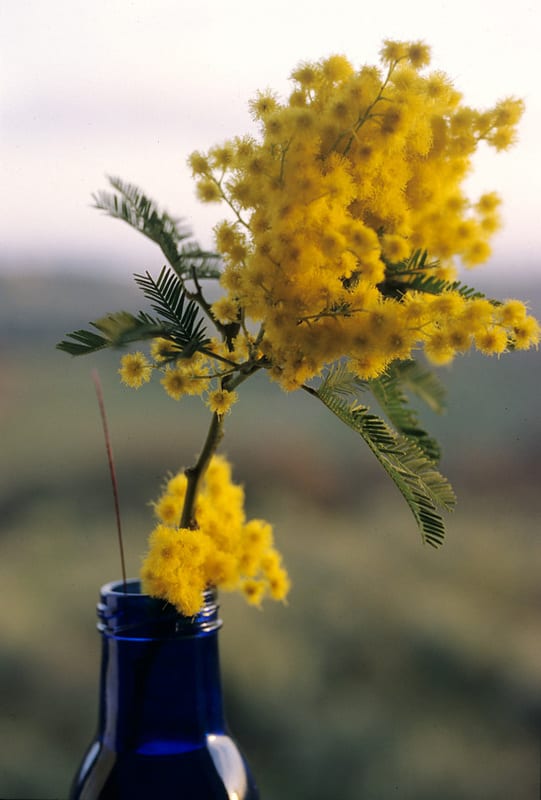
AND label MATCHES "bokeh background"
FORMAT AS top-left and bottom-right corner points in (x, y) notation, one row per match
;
(1, 1), (541, 798)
